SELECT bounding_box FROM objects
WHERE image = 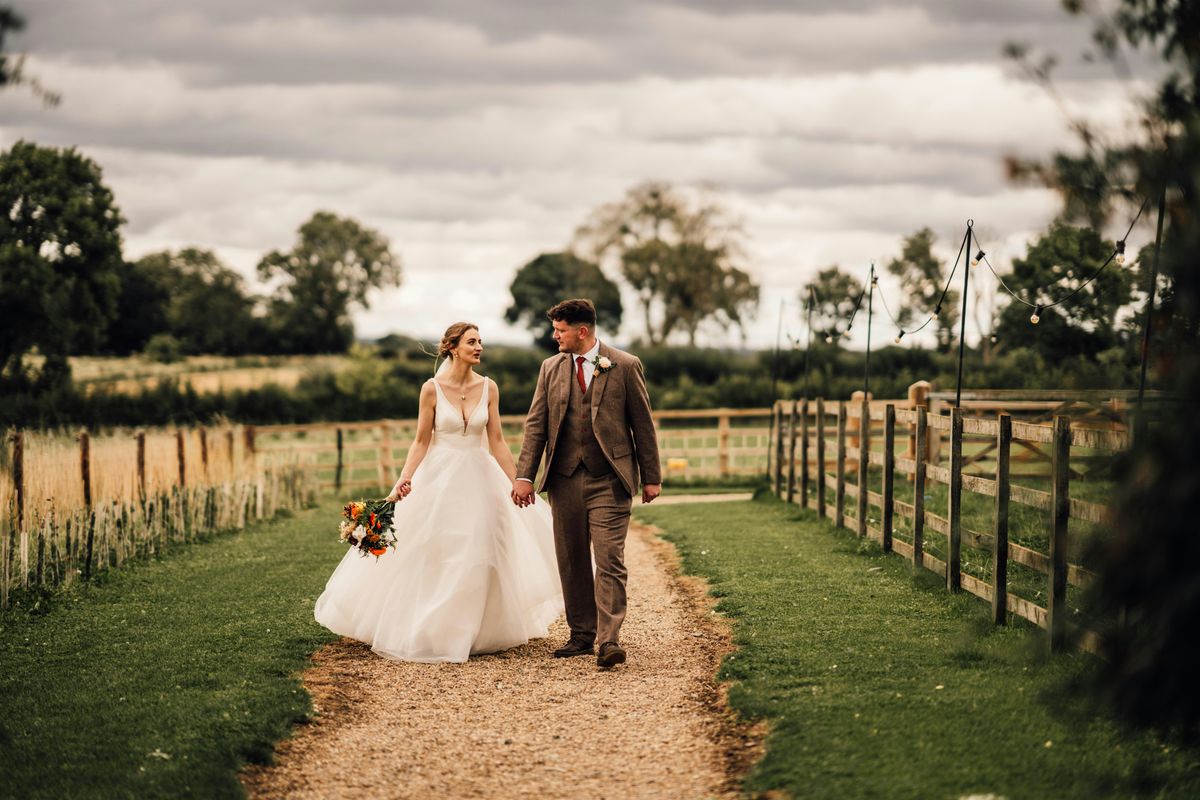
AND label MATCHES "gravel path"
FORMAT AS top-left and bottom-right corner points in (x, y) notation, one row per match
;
(242, 519), (759, 799)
